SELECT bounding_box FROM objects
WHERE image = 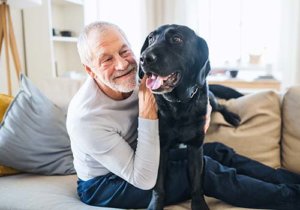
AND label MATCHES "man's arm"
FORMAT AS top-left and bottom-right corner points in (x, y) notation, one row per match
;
(138, 76), (158, 120)
(67, 77), (159, 190)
